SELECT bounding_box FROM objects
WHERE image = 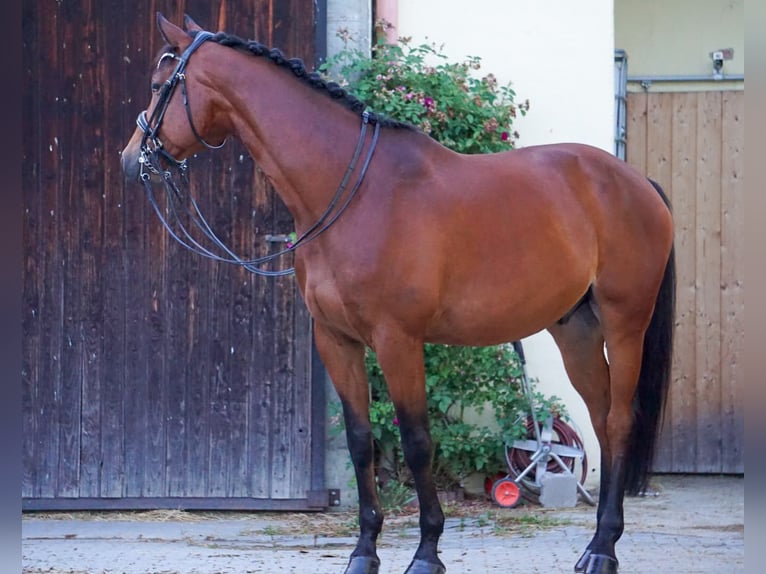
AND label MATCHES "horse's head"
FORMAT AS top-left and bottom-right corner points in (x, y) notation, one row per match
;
(121, 13), (228, 181)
